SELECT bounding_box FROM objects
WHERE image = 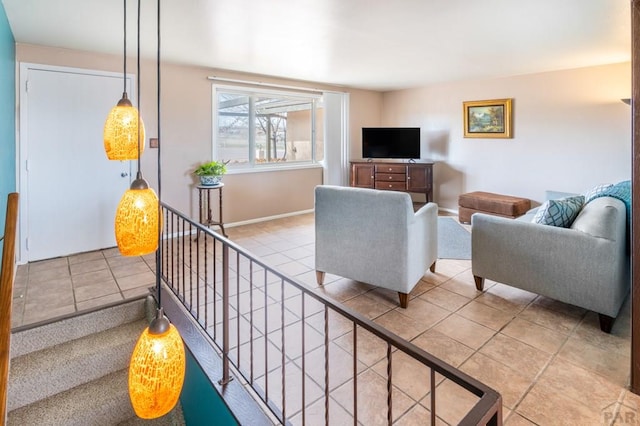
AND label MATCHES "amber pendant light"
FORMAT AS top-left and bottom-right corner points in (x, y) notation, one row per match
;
(114, 0), (157, 257)
(104, 94), (145, 160)
(129, 308), (185, 419)
(128, 0), (186, 419)
(103, 0), (145, 160)
(114, 174), (159, 256)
